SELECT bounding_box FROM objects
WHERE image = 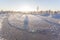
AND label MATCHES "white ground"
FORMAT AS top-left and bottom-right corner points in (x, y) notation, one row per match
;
(0, 13), (60, 40)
